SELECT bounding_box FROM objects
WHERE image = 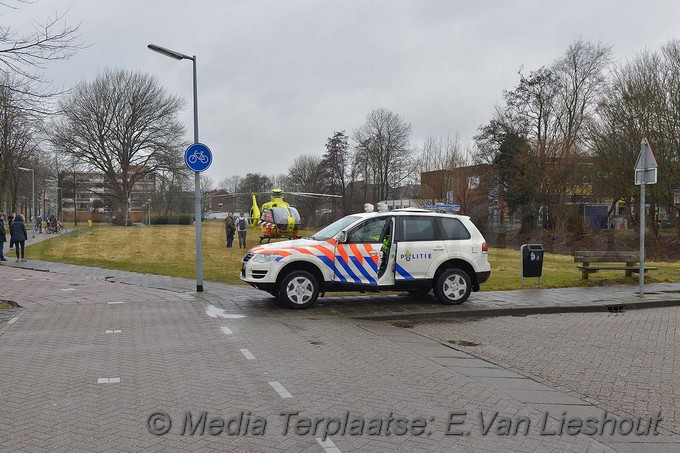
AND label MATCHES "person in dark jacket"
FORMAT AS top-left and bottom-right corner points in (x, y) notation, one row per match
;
(0, 214), (7, 261)
(7, 212), (14, 249)
(225, 213), (236, 248)
(9, 214), (27, 262)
